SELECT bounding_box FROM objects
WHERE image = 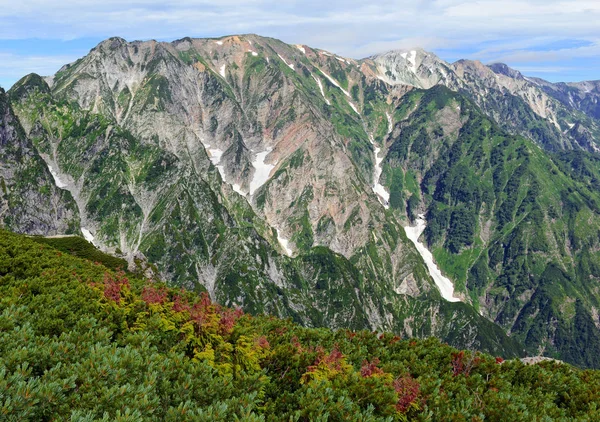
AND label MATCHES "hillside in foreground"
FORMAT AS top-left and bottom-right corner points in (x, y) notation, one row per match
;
(1, 229), (600, 421)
